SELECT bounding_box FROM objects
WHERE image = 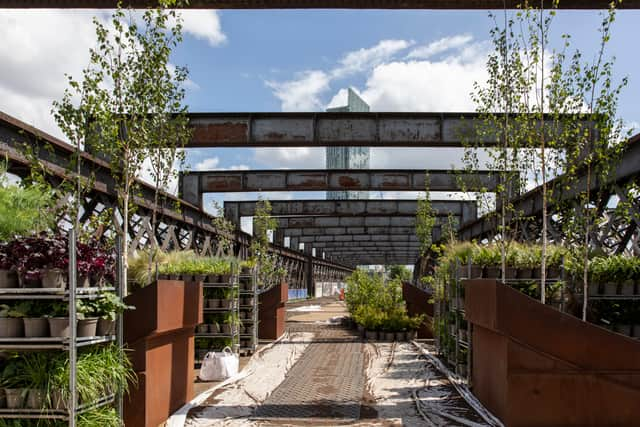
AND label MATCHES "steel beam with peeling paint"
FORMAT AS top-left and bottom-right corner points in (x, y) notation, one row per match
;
(274, 215), (422, 228)
(224, 199), (476, 225)
(282, 226), (417, 237)
(180, 169), (497, 203)
(298, 234), (423, 243)
(3, 1), (634, 9)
